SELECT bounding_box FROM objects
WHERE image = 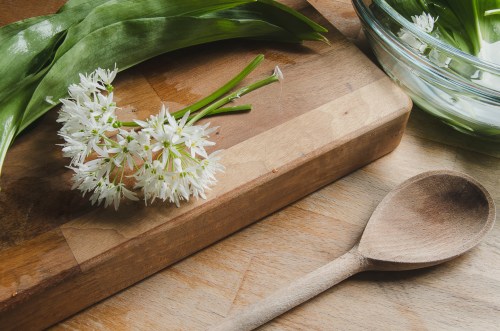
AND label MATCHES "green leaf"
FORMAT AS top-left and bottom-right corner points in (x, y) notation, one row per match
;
(476, 1), (500, 44)
(54, 0), (255, 57)
(0, 15), (52, 44)
(0, 0), (110, 105)
(0, 82), (39, 177)
(57, 0), (112, 12)
(201, 0), (327, 41)
(385, 0), (500, 59)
